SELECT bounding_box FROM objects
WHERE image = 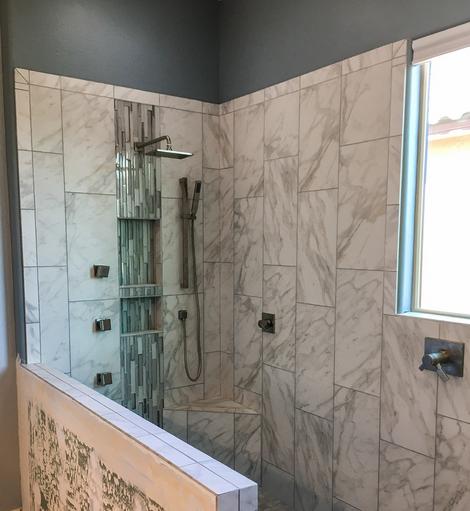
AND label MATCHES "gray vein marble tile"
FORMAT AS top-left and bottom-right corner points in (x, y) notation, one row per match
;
(30, 85), (62, 153)
(438, 322), (470, 423)
(341, 61), (392, 145)
(263, 364), (295, 474)
(296, 304), (335, 420)
(390, 63), (406, 137)
(263, 266), (296, 372)
(265, 77), (300, 100)
(221, 352), (234, 399)
(233, 90), (264, 111)
(165, 384), (204, 407)
(160, 94), (202, 112)
(160, 107), (202, 199)
(265, 91), (299, 161)
(301, 62), (341, 89)
(70, 299), (120, 390)
(220, 113), (234, 169)
(15, 88), (32, 150)
(66, 192), (118, 301)
(383, 271), (397, 316)
(60, 76), (113, 96)
(381, 315), (439, 457)
(234, 386), (261, 412)
(384, 205), (399, 271)
(379, 441), (434, 511)
(164, 293), (204, 388)
(393, 40), (407, 58)
(234, 104), (264, 198)
(38, 266), (70, 373)
(62, 91), (115, 193)
(333, 386), (380, 511)
(188, 411), (235, 466)
(203, 102), (219, 115)
(204, 351), (221, 399)
(24, 267), (39, 323)
(15, 68), (29, 84)
(162, 197), (203, 295)
(203, 114), (220, 169)
(204, 262), (221, 353)
(335, 269), (383, 396)
(295, 409), (333, 511)
(338, 139), (388, 270)
(234, 197), (263, 297)
(435, 415), (470, 511)
(342, 44), (392, 74)
(21, 209), (37, 267)
(333, 498), (361, 511)
(18, 150), (34, 209)
(297, 189), (337, 306)
(235, 413), (261, 483)
(387, 136), (402, 205)
(203, 169), (220, 262)
(113, 86), (159, 105)
(33, 152), (66, 267)
(299, 77), (340, 192)
(26, 323), (41, 363)
(163, 409), (188, 441)
(264, 156), (297, 266)
(262, 461), (295, 510)
(220, 263), (234, 353)
(234, 295), (262, 394)
(220, 168), (234, 262)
